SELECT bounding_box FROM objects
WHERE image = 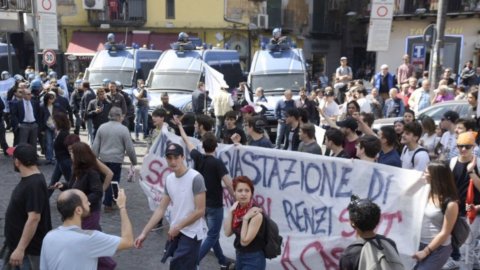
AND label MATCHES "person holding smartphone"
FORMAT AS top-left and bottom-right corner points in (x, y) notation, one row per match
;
(86, 88), (112, 141)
